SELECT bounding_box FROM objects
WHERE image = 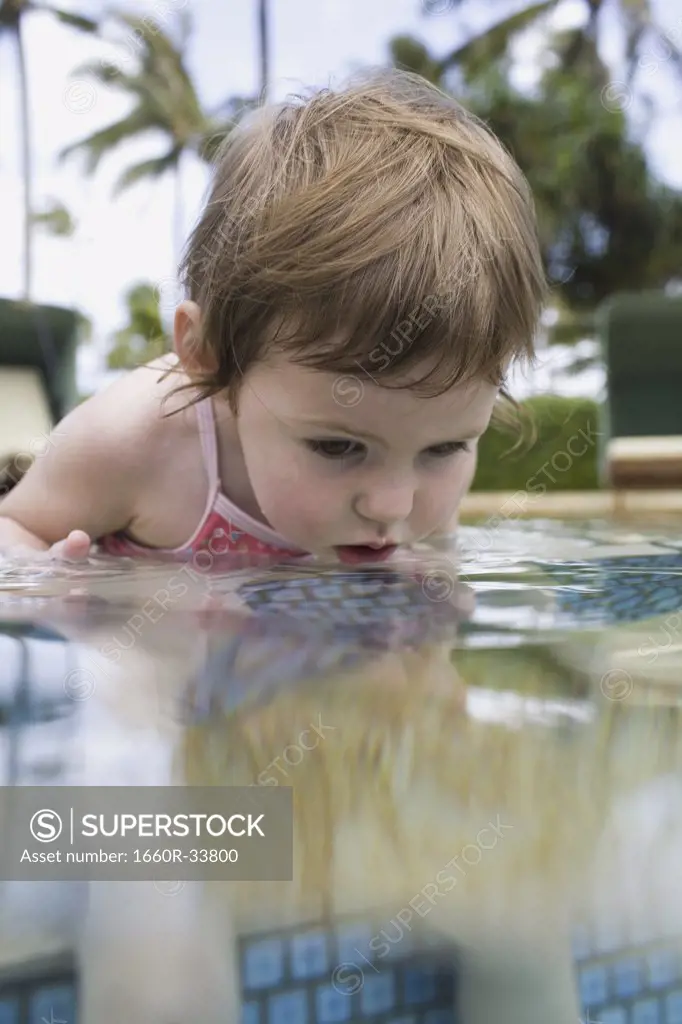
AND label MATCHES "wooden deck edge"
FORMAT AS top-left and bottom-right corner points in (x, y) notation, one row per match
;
(460, 489), (682, 520)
